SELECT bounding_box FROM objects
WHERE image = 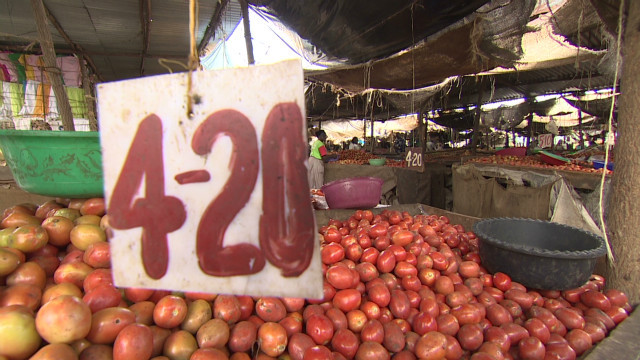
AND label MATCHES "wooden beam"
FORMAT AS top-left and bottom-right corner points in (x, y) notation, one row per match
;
(198, 0), (230, 56)
(0, 44), (185, 59)
(240, 0), (255, 65)
(31, 0), (75, 131)
(43, 2), (103, 82)
(139, 0), (151, 76)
